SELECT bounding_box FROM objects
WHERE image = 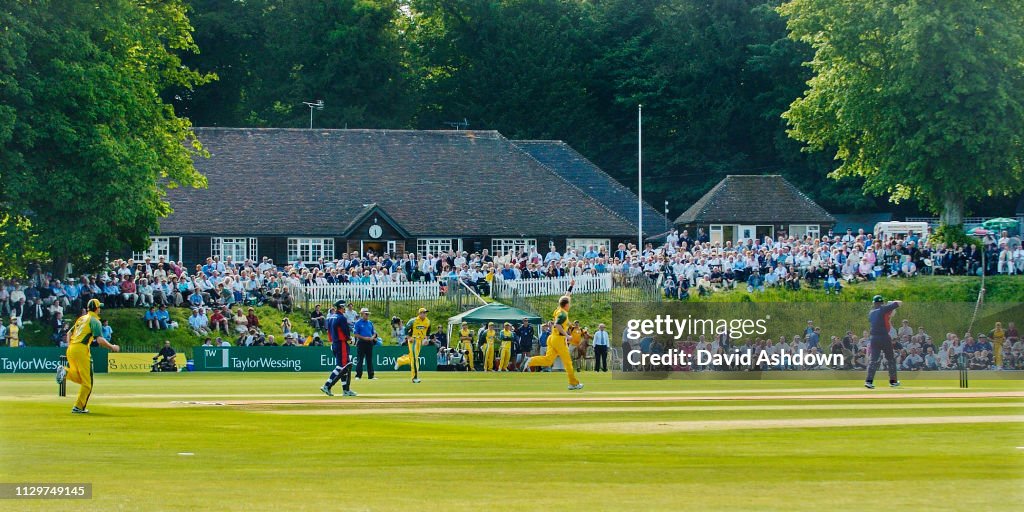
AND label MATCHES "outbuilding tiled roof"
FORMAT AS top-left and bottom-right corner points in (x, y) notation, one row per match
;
(673, 175), (835, 225)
